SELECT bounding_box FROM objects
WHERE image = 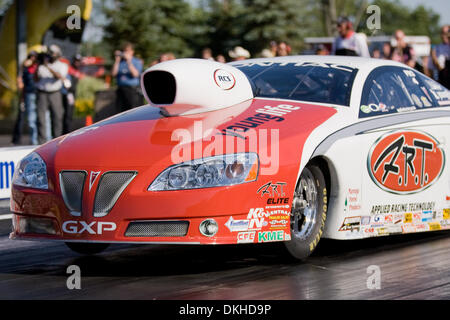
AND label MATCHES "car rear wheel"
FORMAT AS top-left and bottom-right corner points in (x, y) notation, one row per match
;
(284, 164), (328, 260)
(65, 242), (110, 255)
